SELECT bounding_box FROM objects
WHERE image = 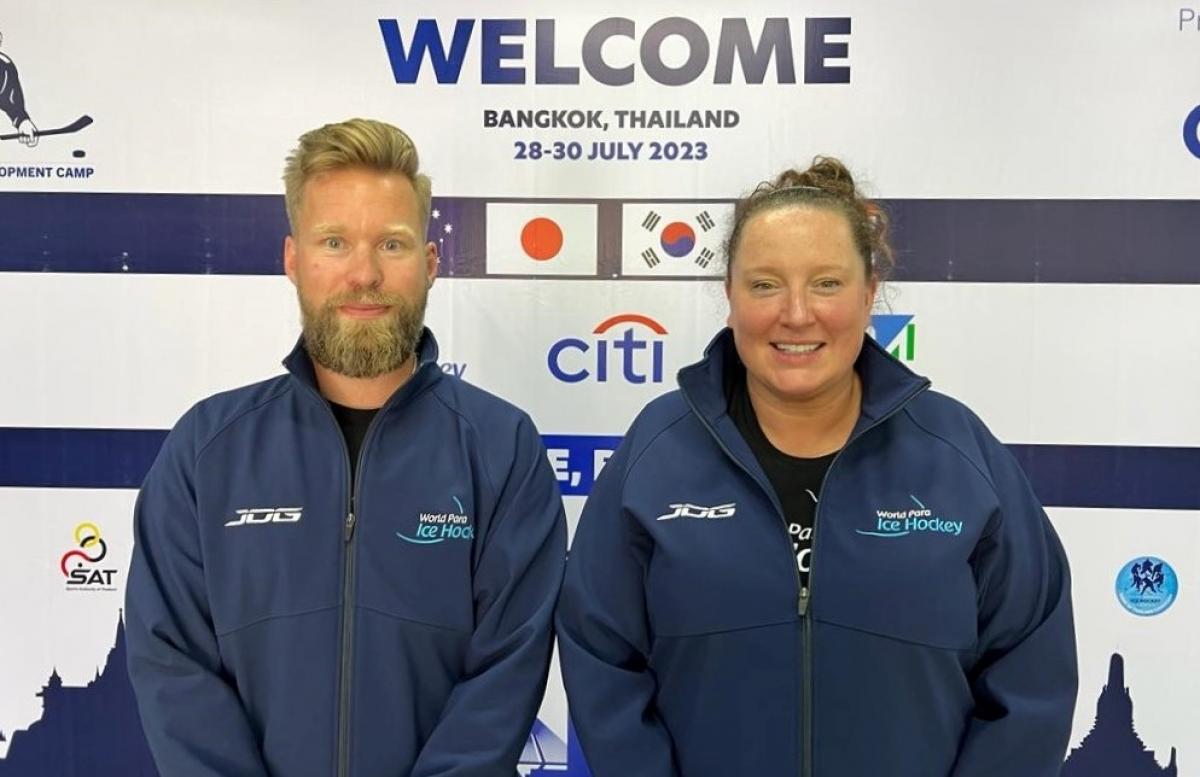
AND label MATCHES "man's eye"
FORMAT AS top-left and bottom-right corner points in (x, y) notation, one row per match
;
(382, 239), (403, 251)
(323, 237), (343, 250)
